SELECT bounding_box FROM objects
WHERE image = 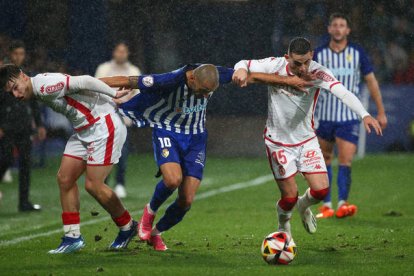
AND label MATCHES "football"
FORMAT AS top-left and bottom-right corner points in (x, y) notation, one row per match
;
(261, 231), (297, 265)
